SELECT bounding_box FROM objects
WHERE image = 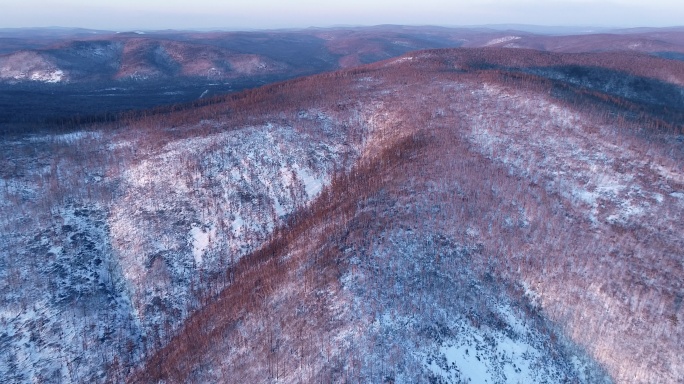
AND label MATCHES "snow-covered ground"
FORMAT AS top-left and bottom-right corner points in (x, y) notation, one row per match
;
(484, 36), (521, 46)
(340, 229), (607, 383)
(0, 101), (382, 382)
(0, 203), (141, 383)
(0, 51), (67, 83)
(2, 52), (682, 383)
(108, 120), (355, 347)
(465, 83), (670, 227)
